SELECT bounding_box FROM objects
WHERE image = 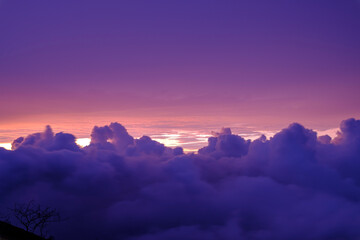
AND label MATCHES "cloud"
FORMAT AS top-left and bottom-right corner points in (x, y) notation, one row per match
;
(1, 119), (360, 239)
